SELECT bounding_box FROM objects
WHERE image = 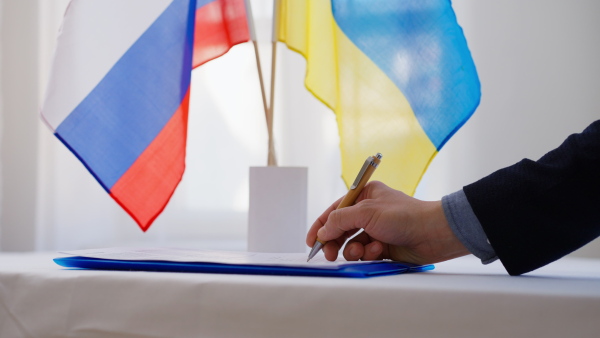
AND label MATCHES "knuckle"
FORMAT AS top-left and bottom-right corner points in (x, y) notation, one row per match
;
(328, 209), (341, 225)
(368, 181), (385, 193)
(370, 180), (383, 188)
(349, 203), (371, 231)
(324, 209), (344, 236)
(356, 202), (379, 232)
